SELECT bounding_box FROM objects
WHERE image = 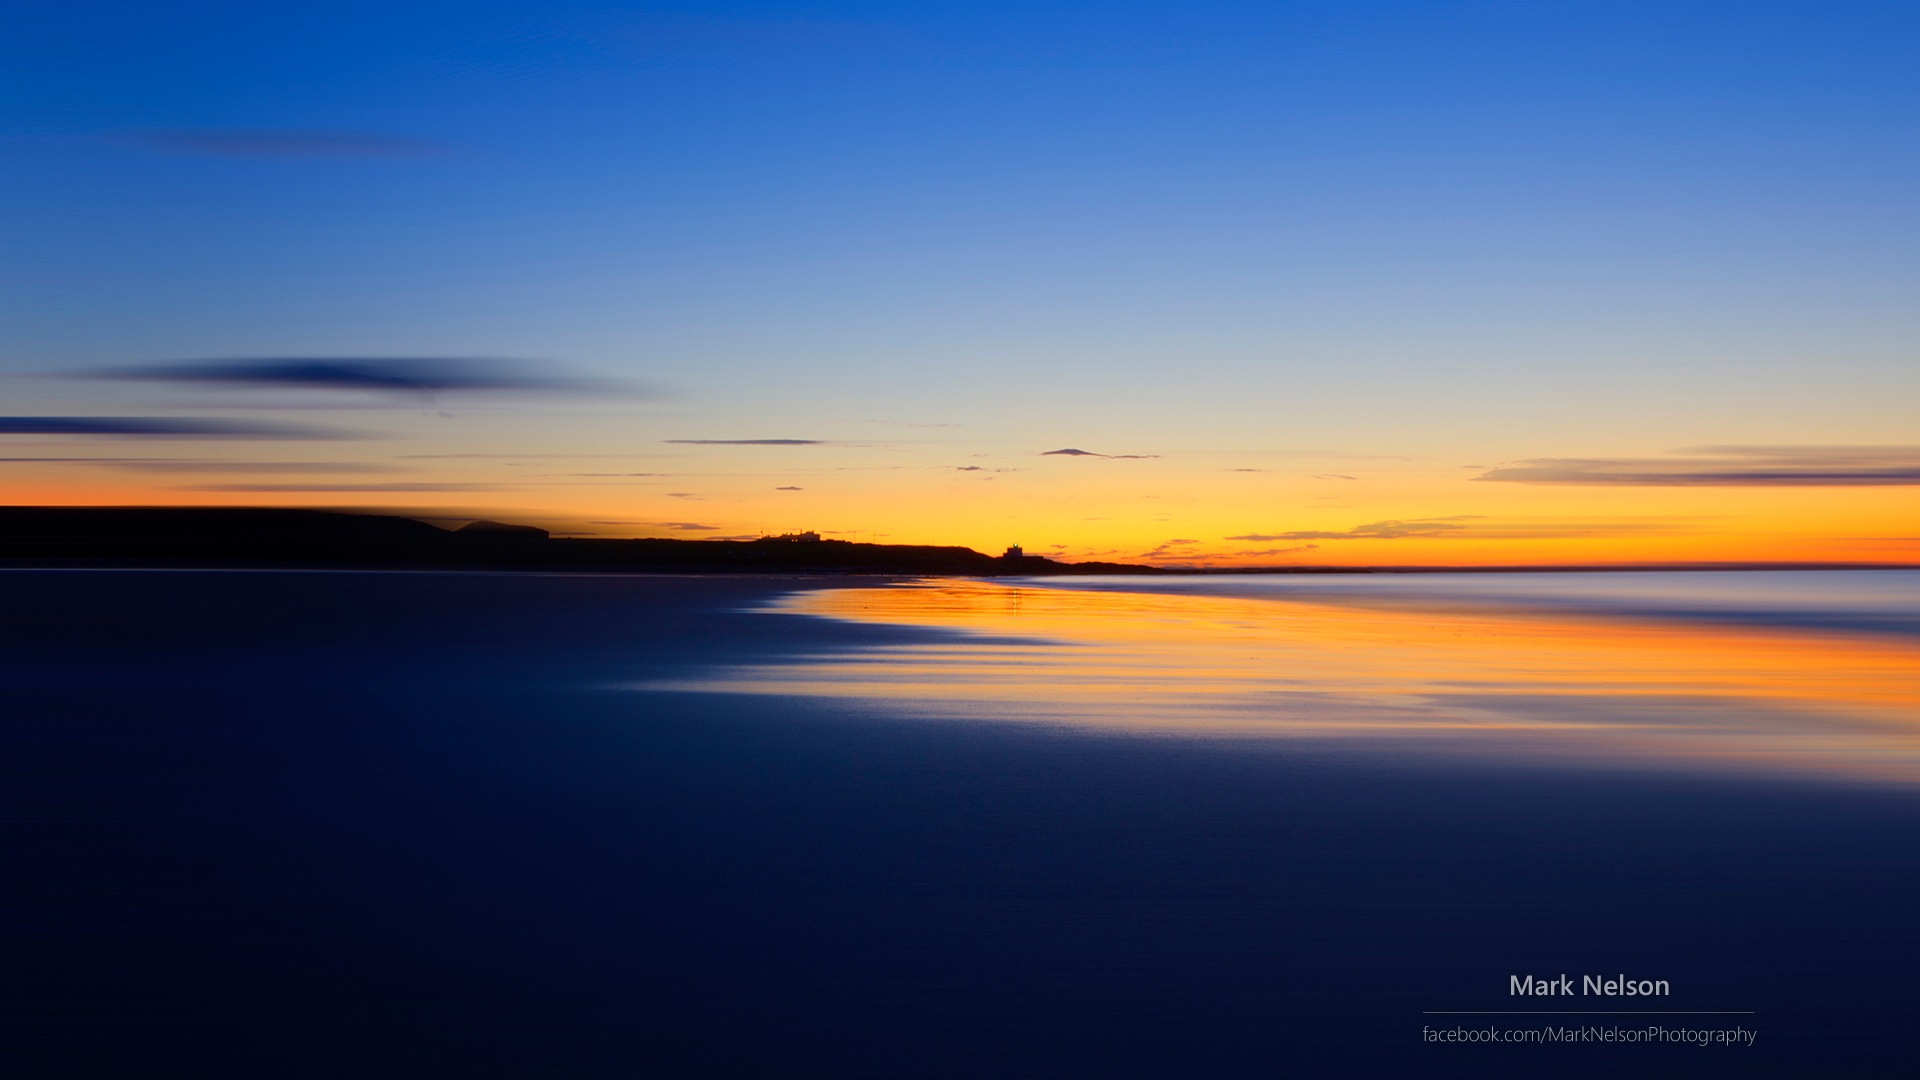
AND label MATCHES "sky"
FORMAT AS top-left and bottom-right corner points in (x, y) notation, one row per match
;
(4, 0), (1918, 565)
